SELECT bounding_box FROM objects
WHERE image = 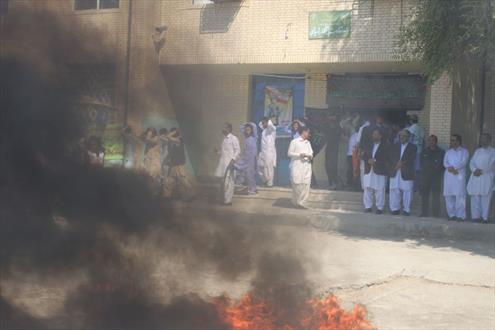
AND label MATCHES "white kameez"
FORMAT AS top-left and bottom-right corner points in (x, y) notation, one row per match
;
(258, 120), (277, 187)
(389, 143), (414, 213)
(216, 133), (240, 204)
(215, 133), (241, 177)
(288, 137), (313, 207)
(467, 147), (495, 220)
(363, 143), (386, 211)
(443, 147), (469, 219)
